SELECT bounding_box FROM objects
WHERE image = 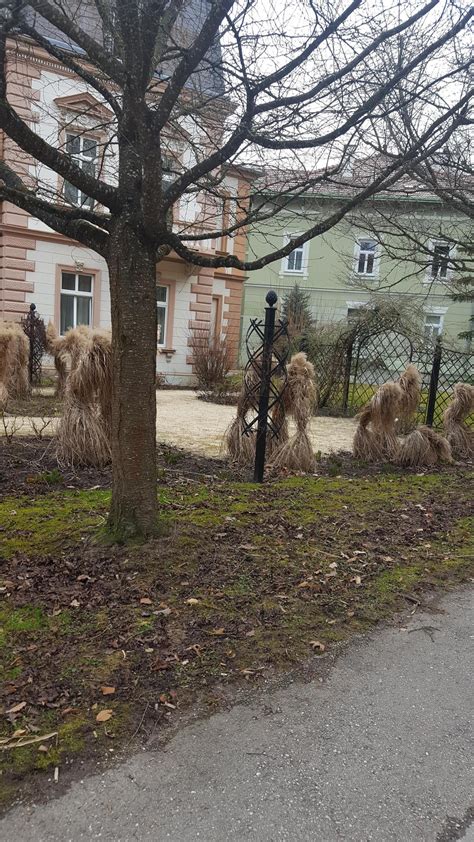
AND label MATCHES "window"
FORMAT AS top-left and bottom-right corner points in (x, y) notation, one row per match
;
(64, 133), (97, 208)
(156, 285), (168, 345)
(430, 242), (451, 280)
(282, 235), (307, 275)
(347, 306), (364, 323)
(60, 271), (93, 334)
(424, 313), (443, 339)
(355, 239), (377, 276)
